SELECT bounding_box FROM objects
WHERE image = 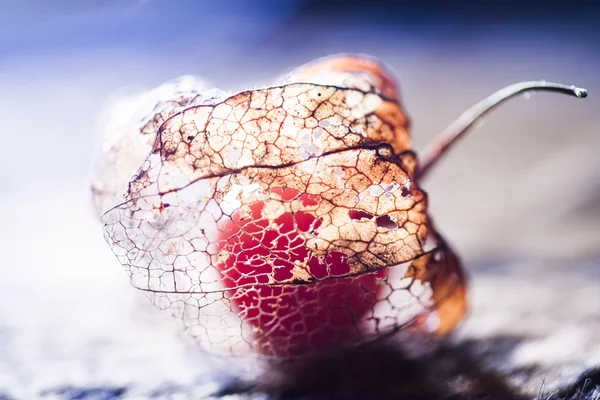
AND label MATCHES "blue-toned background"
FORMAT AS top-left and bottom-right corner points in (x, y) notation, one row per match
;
(1, 1), (599, 398)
